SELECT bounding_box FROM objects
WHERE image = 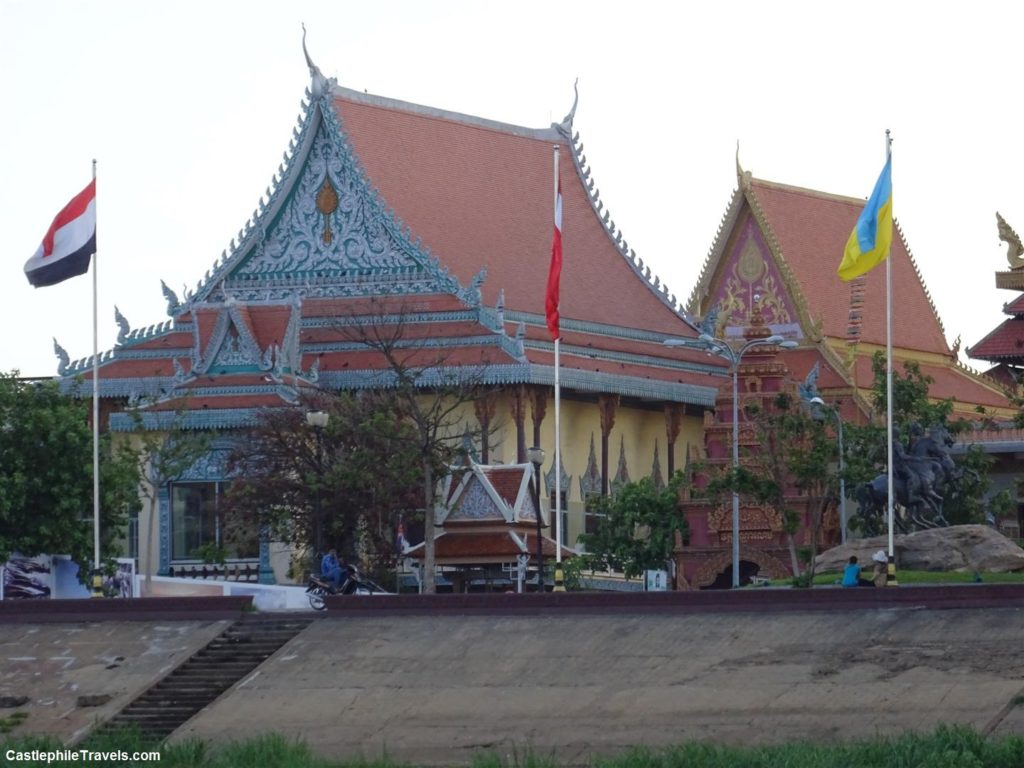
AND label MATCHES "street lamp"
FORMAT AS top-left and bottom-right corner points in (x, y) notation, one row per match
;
(809, 396), (847, 545)
(527, 445), (546, 593)
(306, 410), (329, 556)
(664, 332), (797, 588)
